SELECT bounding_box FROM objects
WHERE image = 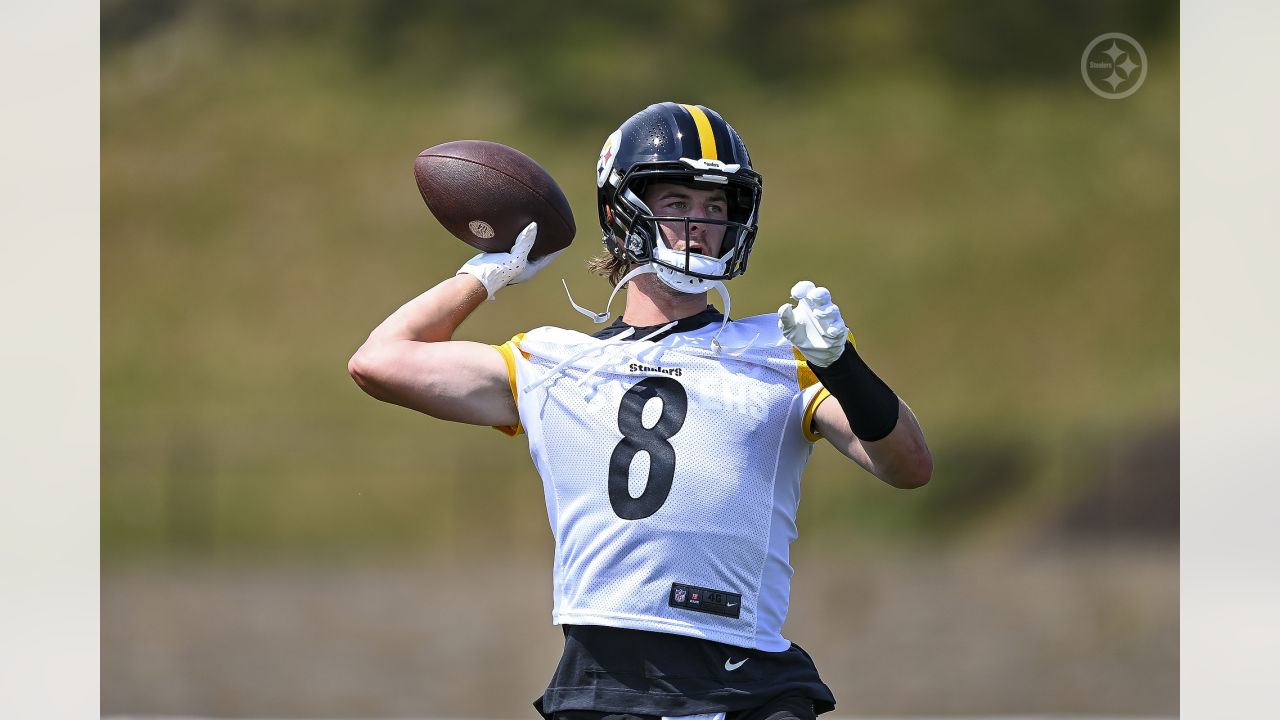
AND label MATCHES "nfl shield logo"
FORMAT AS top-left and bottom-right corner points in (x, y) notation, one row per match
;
(674, 588), (687, 603)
